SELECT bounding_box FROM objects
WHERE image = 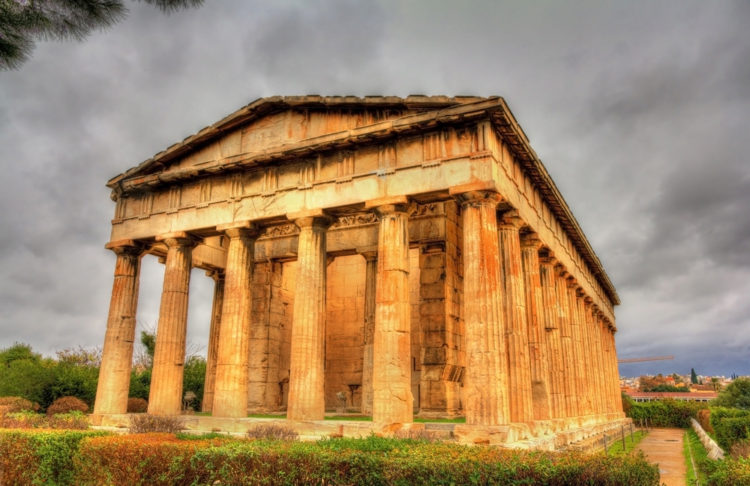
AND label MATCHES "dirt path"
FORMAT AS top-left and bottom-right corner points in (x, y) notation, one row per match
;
(636, 428), (687, 486)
